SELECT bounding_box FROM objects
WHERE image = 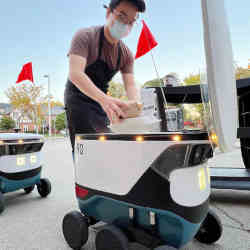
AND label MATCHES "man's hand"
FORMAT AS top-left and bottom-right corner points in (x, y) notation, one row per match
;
(99, 96), (129, 124)
(122, 100), (143, 118)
